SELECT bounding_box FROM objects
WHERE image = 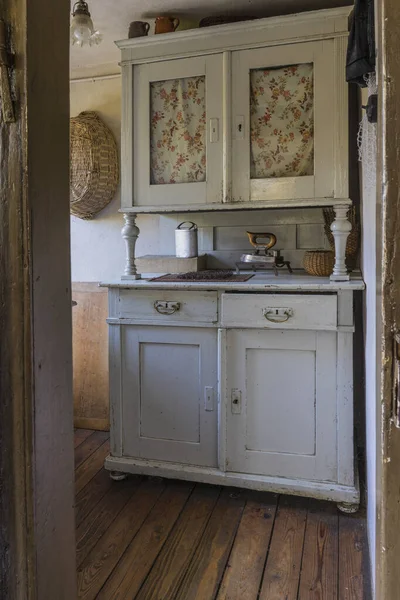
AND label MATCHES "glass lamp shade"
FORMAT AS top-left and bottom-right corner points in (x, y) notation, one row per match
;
(70, 1), (102, 47)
